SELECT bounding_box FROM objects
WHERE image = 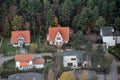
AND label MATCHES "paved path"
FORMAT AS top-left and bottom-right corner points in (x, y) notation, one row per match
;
(0, 37), (3, 47)
(108, 62), (120, 80)
(0, 56), (14, 65)
(97, 61), (120, 80)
